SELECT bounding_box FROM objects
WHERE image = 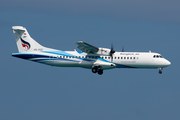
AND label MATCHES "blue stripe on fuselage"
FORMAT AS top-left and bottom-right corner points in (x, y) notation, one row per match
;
(42, 51), (95, 62)
(42, 51), (72, 56)
(12, 52), (137, 68)
(115, 63), (136, 68)
(32, 58), (79, 62)
(12, 53), (49, 59)
(12, 51), (115, 65)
